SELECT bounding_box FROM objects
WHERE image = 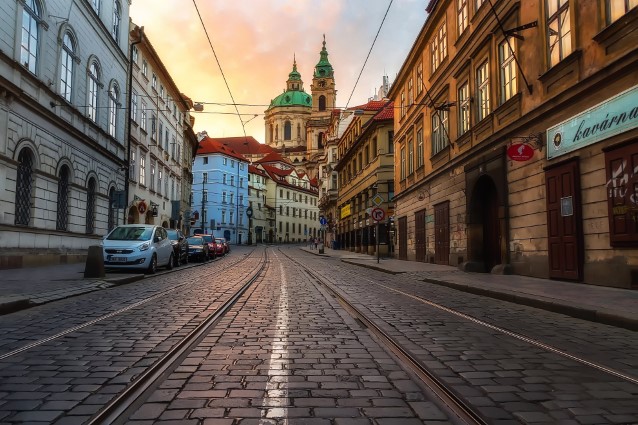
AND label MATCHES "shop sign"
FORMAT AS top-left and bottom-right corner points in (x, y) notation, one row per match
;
(507, 143), (535, 161)
(340, 204), (351, 219)
(546, 85), (638, 159)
